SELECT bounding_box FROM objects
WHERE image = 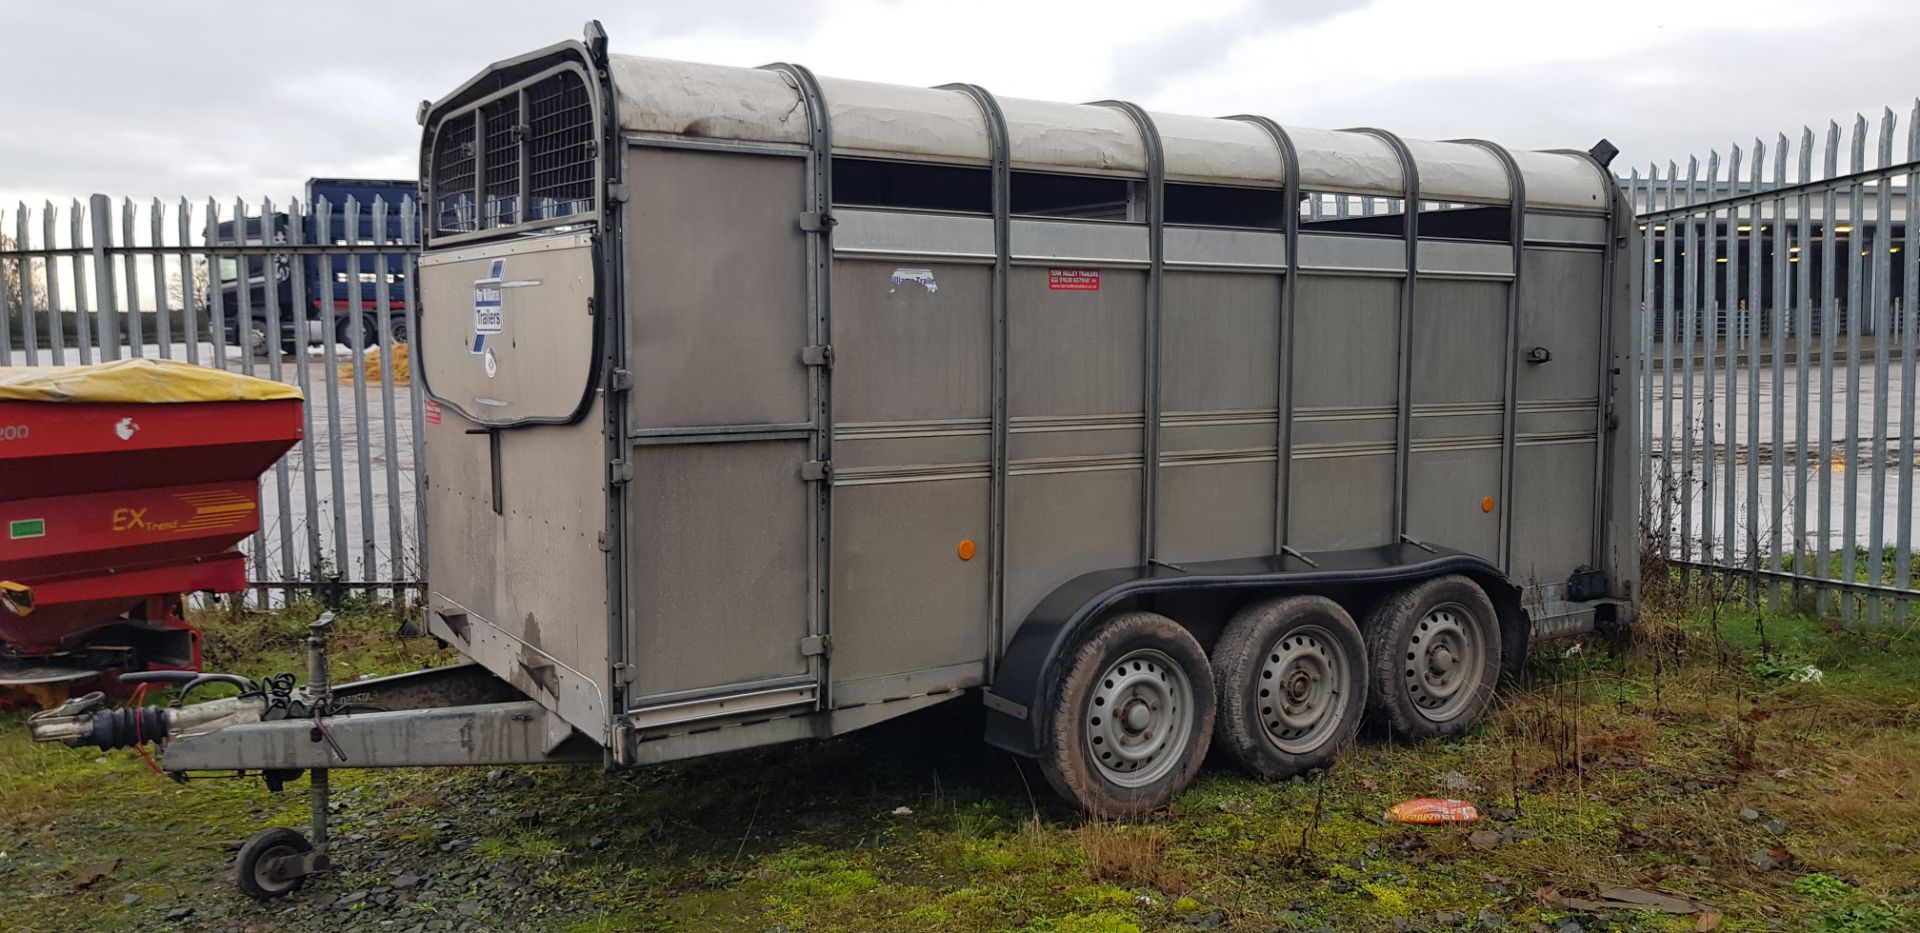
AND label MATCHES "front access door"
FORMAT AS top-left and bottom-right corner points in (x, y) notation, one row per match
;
(416, 231), (612, 737)
(417, 232), (599, 426)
